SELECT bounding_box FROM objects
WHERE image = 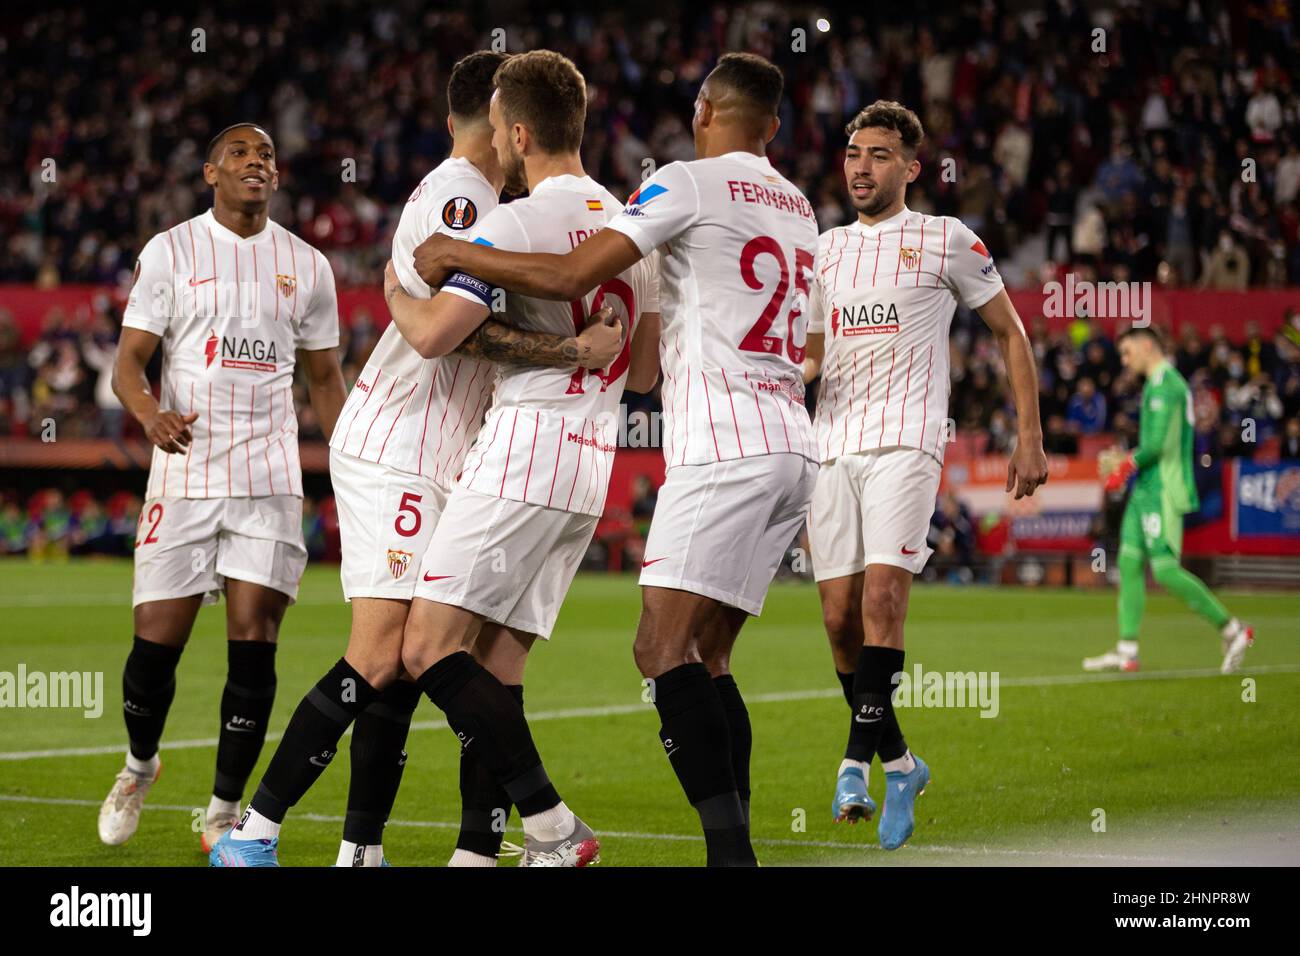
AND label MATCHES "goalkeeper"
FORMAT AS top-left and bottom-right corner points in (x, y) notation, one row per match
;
(1085, 327), (1254, 674)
